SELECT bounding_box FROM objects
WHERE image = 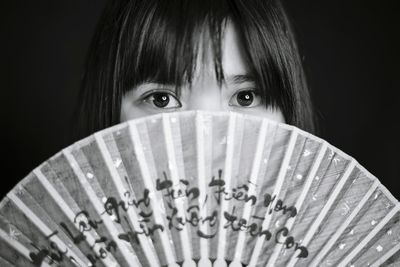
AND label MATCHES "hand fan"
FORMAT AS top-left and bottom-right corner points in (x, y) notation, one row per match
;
(0, 111), (399, 267)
